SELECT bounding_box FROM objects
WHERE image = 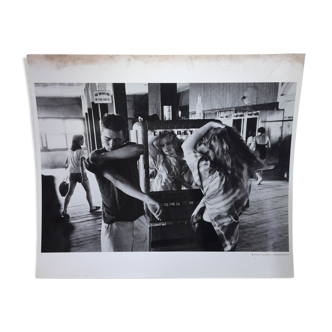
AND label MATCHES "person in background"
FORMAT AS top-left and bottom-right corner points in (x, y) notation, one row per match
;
(251, 127), (271, 185)
(149, 130), (194, 191)
(62, 135), (100, 218)
(182, 121), (262, 251)
(247, 131), (261, 183)
(85, 114), (162, 252)
(246, 131), (255, 151)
